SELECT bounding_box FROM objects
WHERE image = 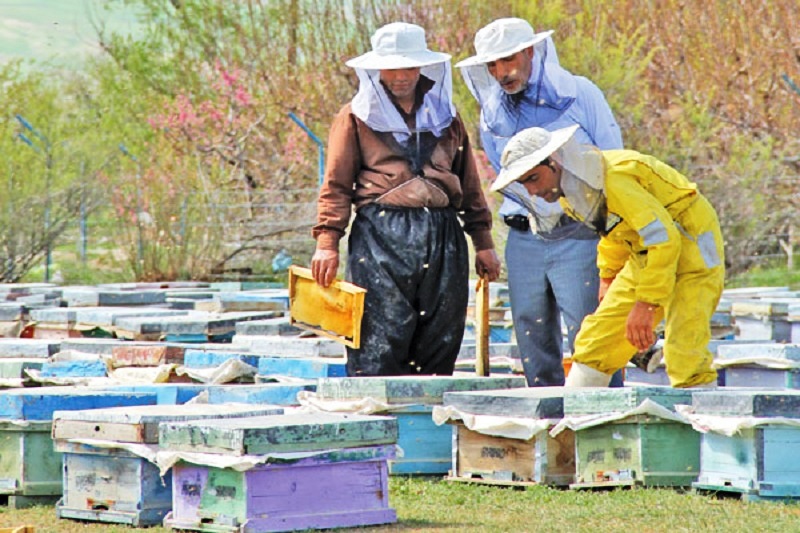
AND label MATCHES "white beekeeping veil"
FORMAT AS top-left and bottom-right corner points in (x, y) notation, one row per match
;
(455, 18), (574, 138)
(492, 125), (609, 235)
(346, 22), (456, 144)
